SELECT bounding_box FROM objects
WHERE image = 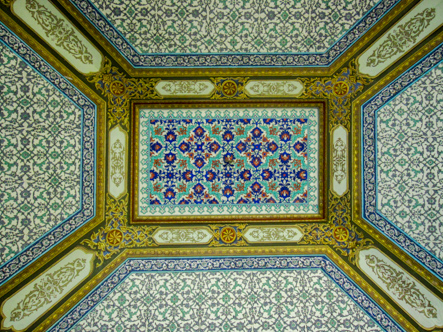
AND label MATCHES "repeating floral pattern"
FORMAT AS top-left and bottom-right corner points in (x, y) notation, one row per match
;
(139, 108), (318, 216)
(47, 257), (402, 332)
(362, 43), (443, 280)
(376, 61), (443, 260)
(88, 0), (377, 54)
(0, 23), (96, 285)
(0, 42), (82, 265)
(69, 0), (399, 67)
